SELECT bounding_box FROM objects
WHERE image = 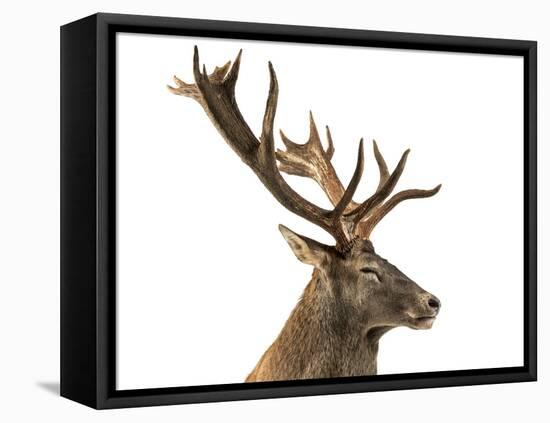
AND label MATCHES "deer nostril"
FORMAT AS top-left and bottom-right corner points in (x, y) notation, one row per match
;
(428, 297), (440, 311)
